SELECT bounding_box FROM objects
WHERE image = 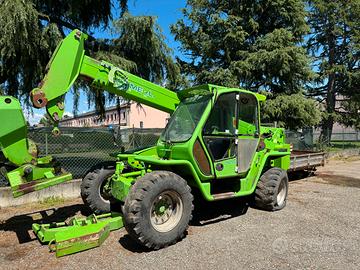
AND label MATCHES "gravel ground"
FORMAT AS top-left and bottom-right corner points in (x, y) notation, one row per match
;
(0, 157), (359, 270)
